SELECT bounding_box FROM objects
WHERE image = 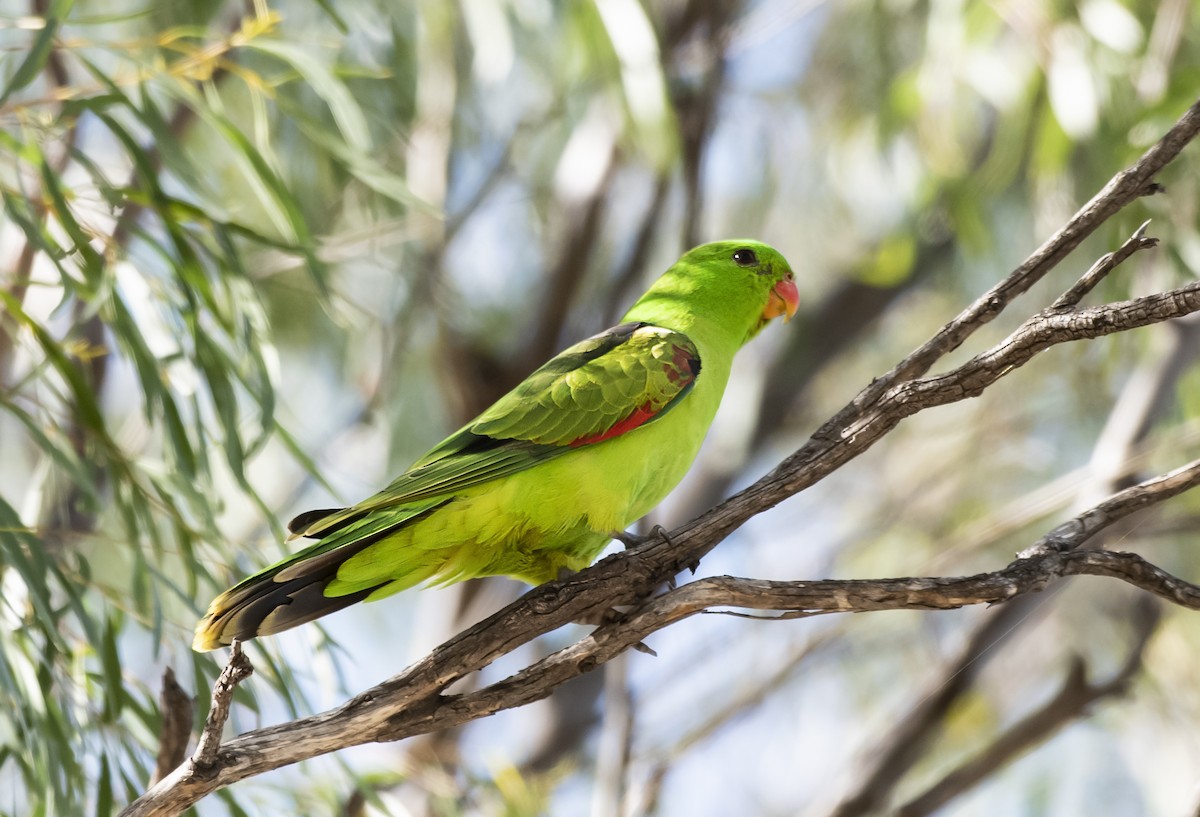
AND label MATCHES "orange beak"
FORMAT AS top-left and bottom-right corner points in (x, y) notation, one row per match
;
(763, 276), (799, 322)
